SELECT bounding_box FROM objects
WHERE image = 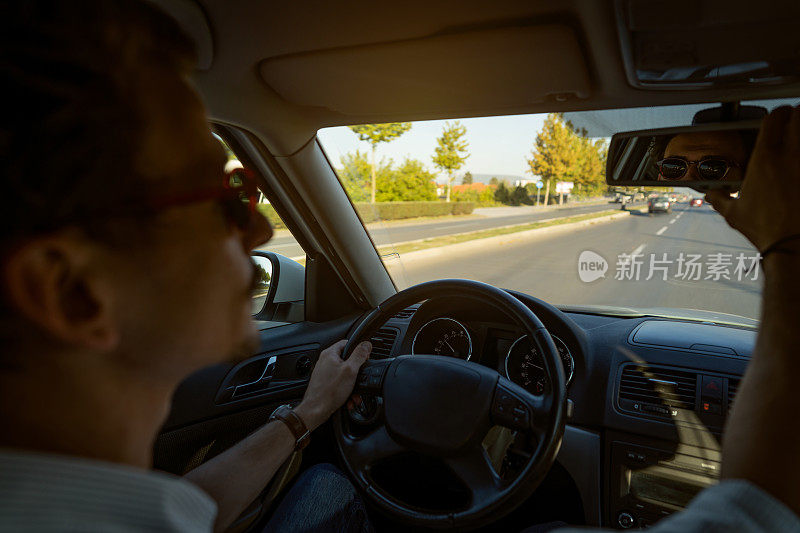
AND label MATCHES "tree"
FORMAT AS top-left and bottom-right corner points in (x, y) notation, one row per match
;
(348, 122), (412, 202)
(431, 121), (470, 202)
(462, 171), (473, 185)
(494, 182), (511, 204)
(376, 158), (438, 201)
(489, 177), (499, 186)
(337, 150), (392, 202)
(510, 186), (533, 206)
(526, 113), (607, 204)
(574, 137), (607, 198)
